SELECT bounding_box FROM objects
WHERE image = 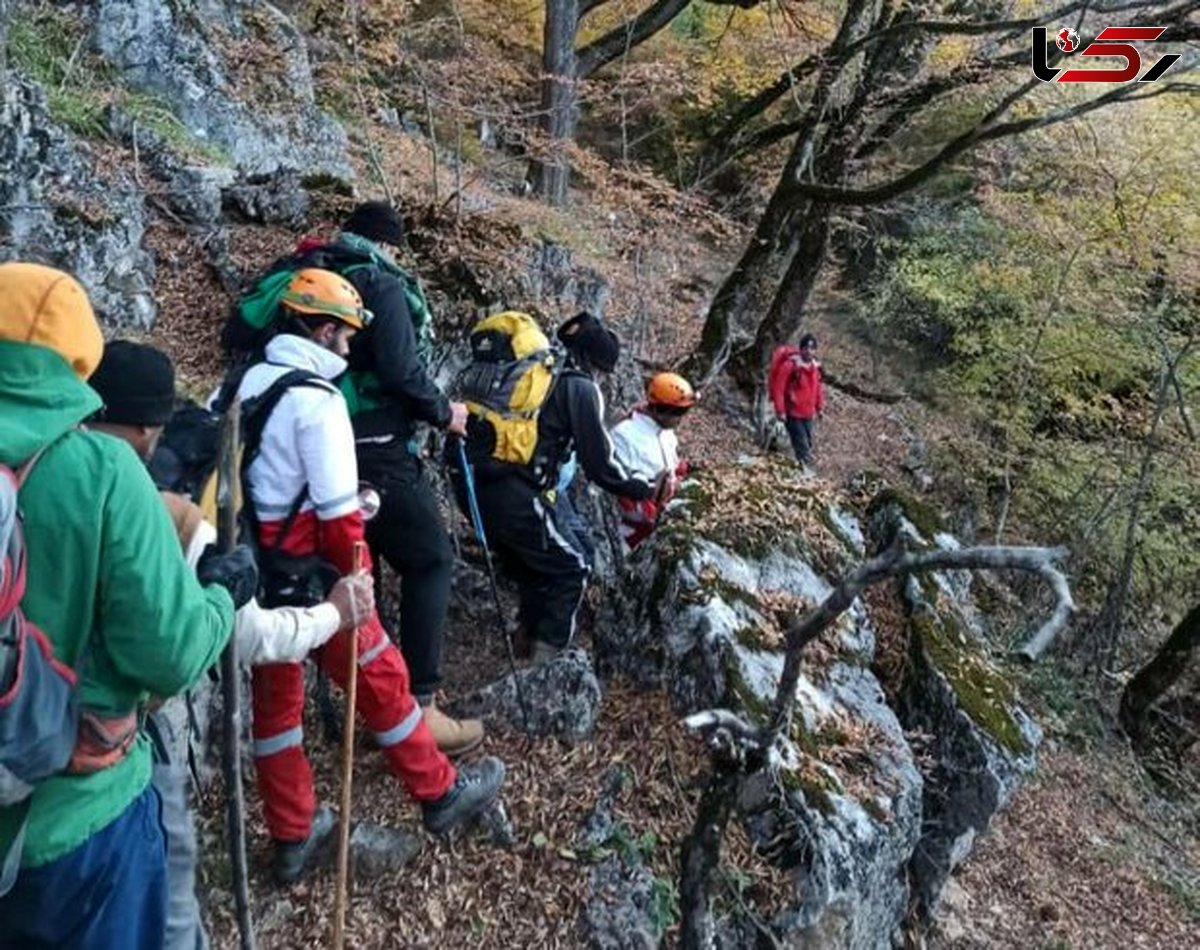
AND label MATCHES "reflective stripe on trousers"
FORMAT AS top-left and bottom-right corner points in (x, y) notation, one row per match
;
(252, 725), (303, 758)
